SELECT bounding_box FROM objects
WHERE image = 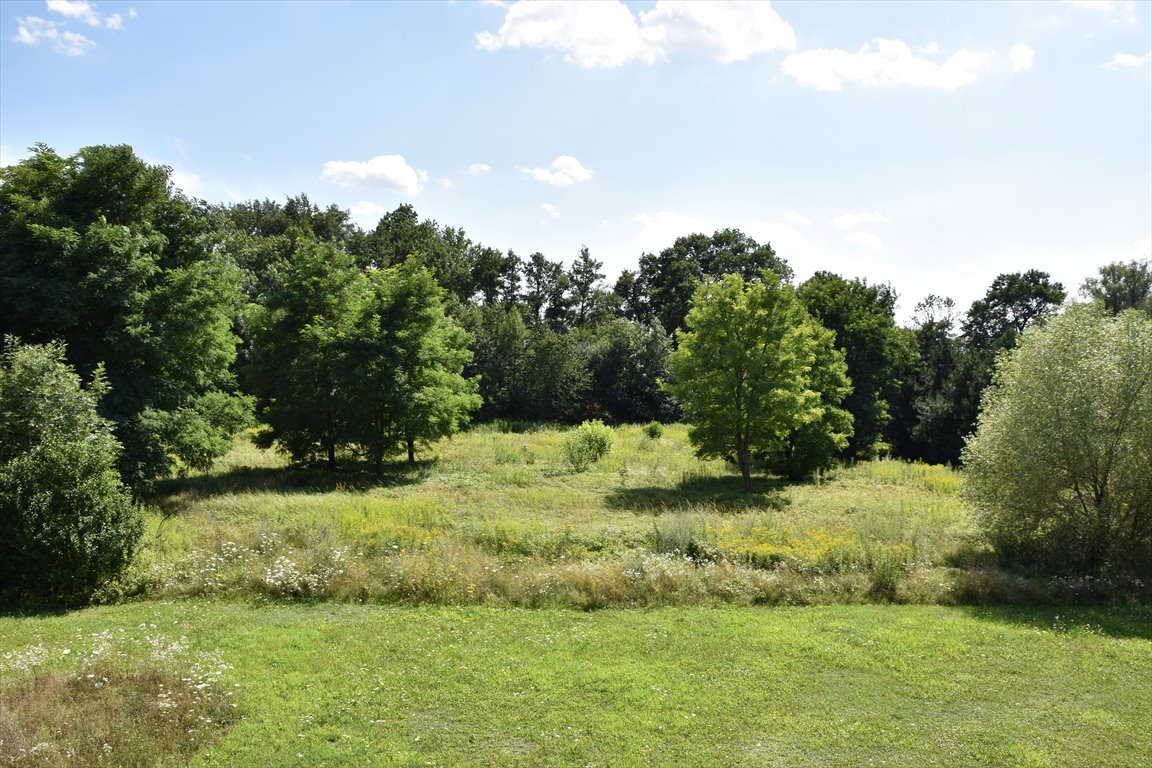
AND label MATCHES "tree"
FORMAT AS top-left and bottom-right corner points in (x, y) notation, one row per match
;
(963, 305), (1152, 577)
(665, 272), (851, 490)
(637, 229), (792, 337)
(945, 271), (1066, 464)
(798, 272), (914, 458)
(346, 259), (481, 465)
(568, 246), (608, 327)
(580, 319), (676, 424)
(1080, 258), (1152, 316)
(0, 338), (142, 604)
(247, 242), (366, 468)
(0, 144), (250, 489)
